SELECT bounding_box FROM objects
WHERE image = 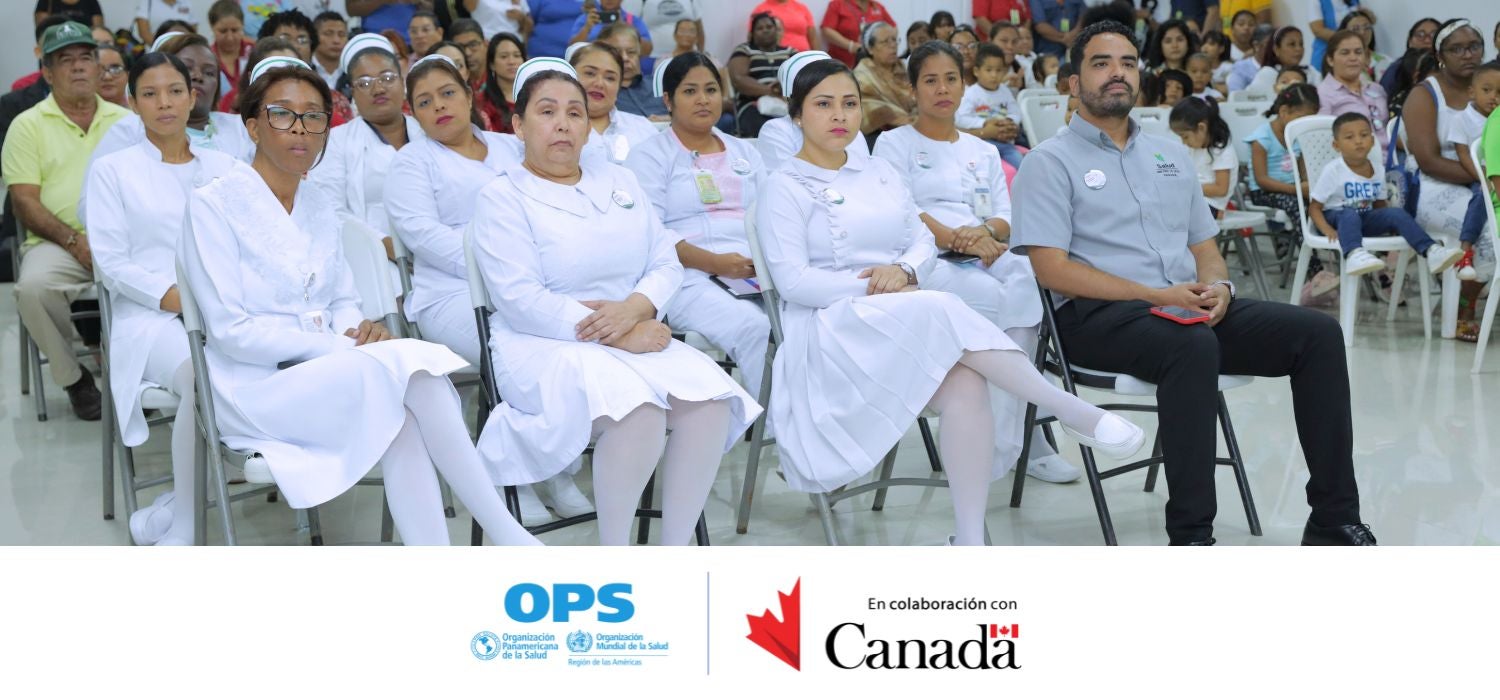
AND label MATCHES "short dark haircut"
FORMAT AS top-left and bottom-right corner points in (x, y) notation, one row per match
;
(1057, 61), (1076, 83)
(929, 10), (956, 30)
(157, 32), (220, 104)
(788, 58), (855, 119)
(748, 12), (777, 43)
(1230, 10), (1256, 27)
(570, 41), (625, 75)
(1158, 69), (1193, 103)
(1333, 111), (1370, 135)
(1277, 64), (1309, 82)
(450, 19), (483, 39)
(1146, 19), (1200, 68)
(426, 41), (470, 73)
(975, 42), (1006, 68)
(127, 52), (191, 100)
(208, 0), (243, 26)
(258, 10), (314, 41)
(906, 40), (963, 85)
(313, 11), (346, 30)
(154, 19), (195, 38)
(1069, 20), (1138, 71)
(661, 51), (722, 104)
(514, 70), (587, 116)
(1472, 62), (1500, 81)
(1080, 1), (1135, 32)
(410, 10), (439, 27)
